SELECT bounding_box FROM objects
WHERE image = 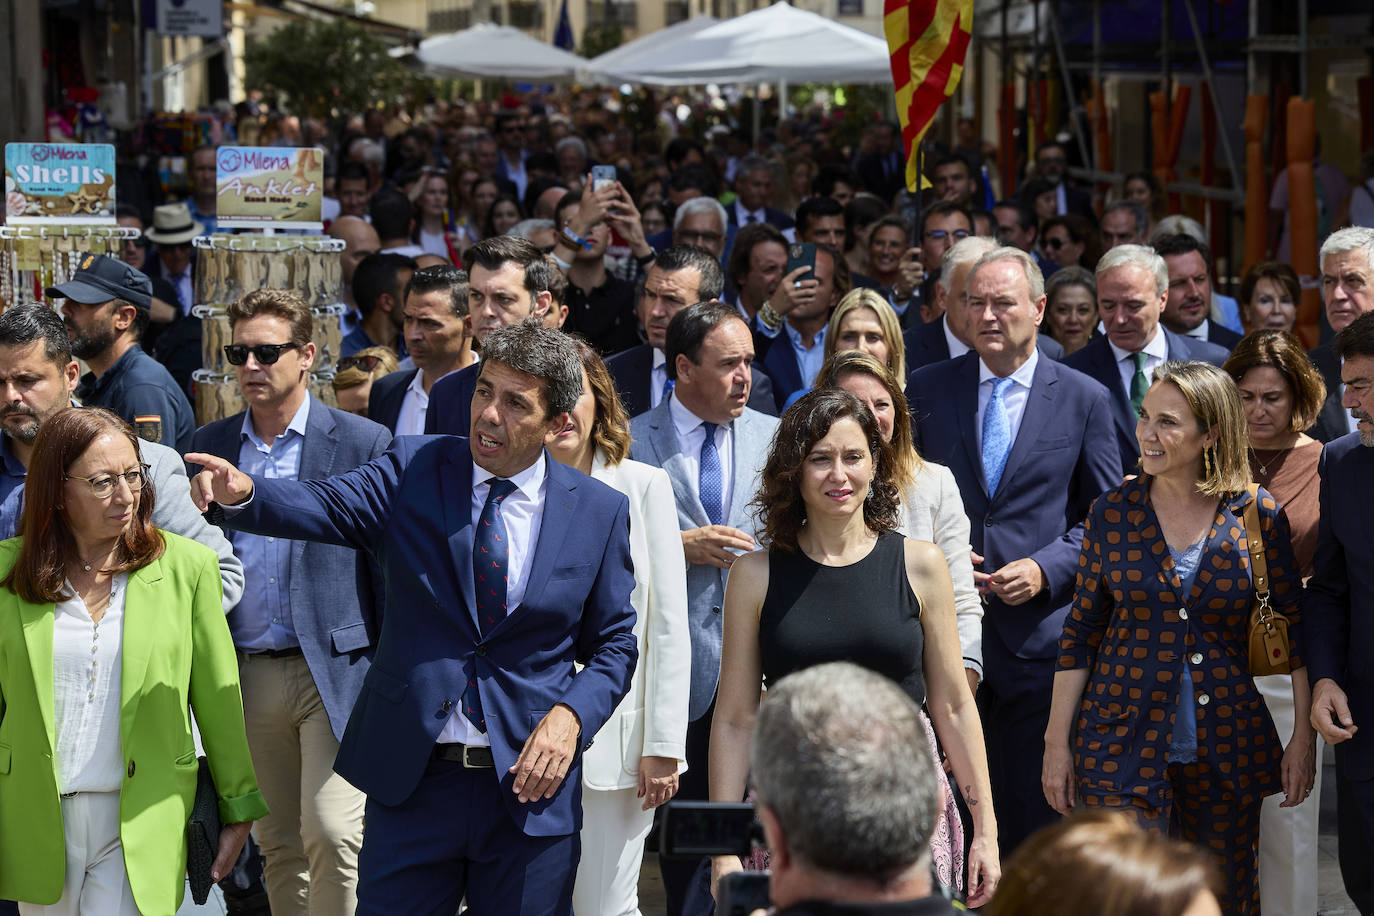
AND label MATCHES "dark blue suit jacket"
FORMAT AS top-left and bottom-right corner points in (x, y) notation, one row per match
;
(367, 367), (419, 433)
(604, 344), (777, 418)
(216, 436), (639, 834)
(191, 396), (392, 740)
(907, 353), (1122, 664)
(1306, 432), (1374, 778)
(425, 363), (479, 435)
(902, 317), (1065, 373)
(1205, 320), (1244, 351)
(1063, 328), (1229, 472)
